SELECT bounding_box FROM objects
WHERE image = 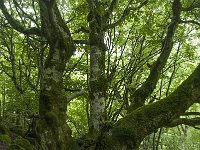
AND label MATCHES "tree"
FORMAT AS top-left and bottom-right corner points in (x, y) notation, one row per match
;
(0, 0), (200, 149)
